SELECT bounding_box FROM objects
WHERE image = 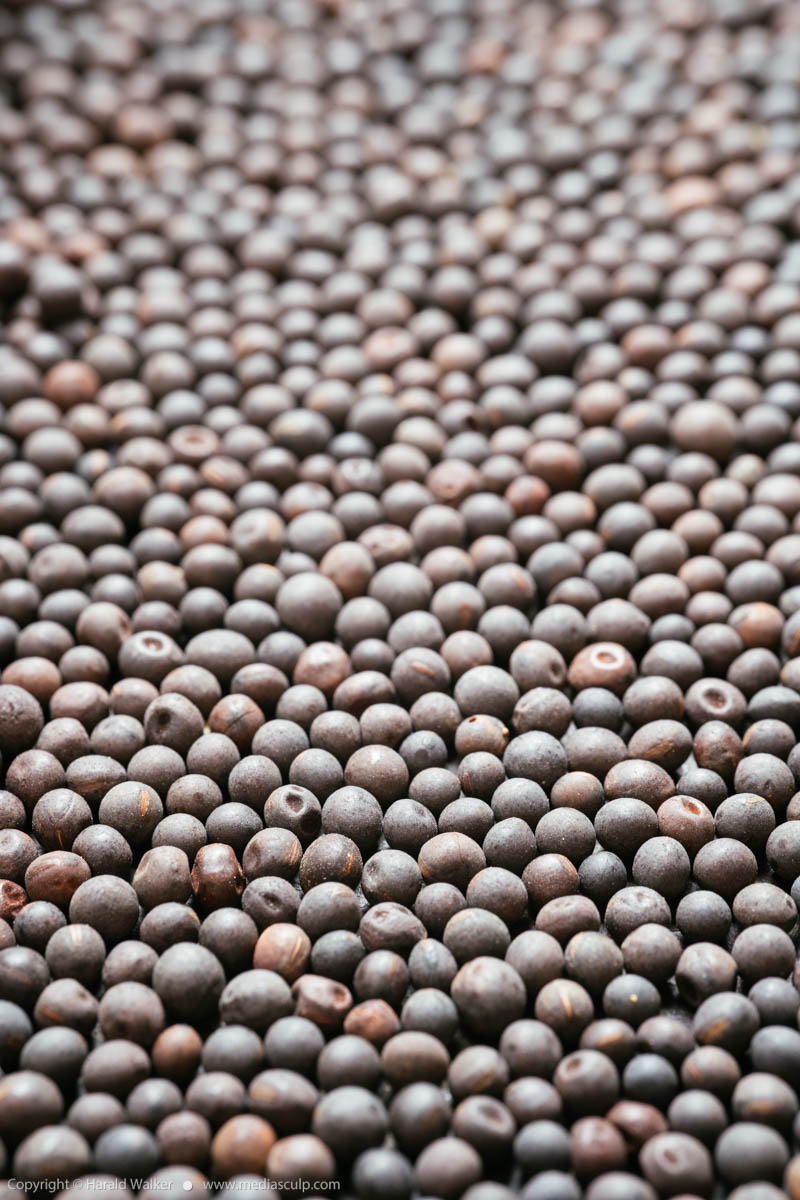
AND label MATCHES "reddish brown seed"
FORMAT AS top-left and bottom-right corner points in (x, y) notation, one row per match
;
(151, 1026), (204, 1086)
(191, 844), (245, 911)
(210, 1114), (277, 1177)
(343, 1000), (401, 1048)
(253, 924), (312, 983)
(292, 975), (353, 1031)
(24, 852), (90, 907)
